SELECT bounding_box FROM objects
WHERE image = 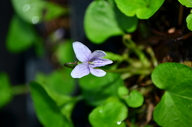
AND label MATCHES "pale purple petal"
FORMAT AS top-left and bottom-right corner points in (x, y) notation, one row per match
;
(91, 58), (113, 67)
(89, 67), (106, 77)
(71, 63), (90, 78)
(89, 50), (106, 61)
(73, 42), (91, 62)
